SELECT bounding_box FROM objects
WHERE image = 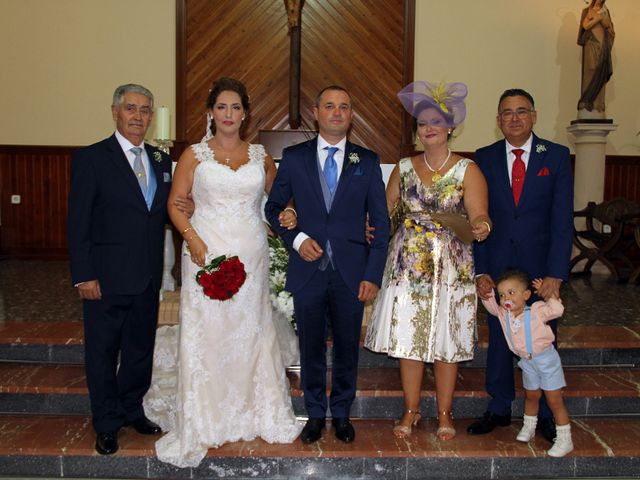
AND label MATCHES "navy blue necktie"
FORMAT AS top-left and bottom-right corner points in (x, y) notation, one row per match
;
(323, 146), (338, 194)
